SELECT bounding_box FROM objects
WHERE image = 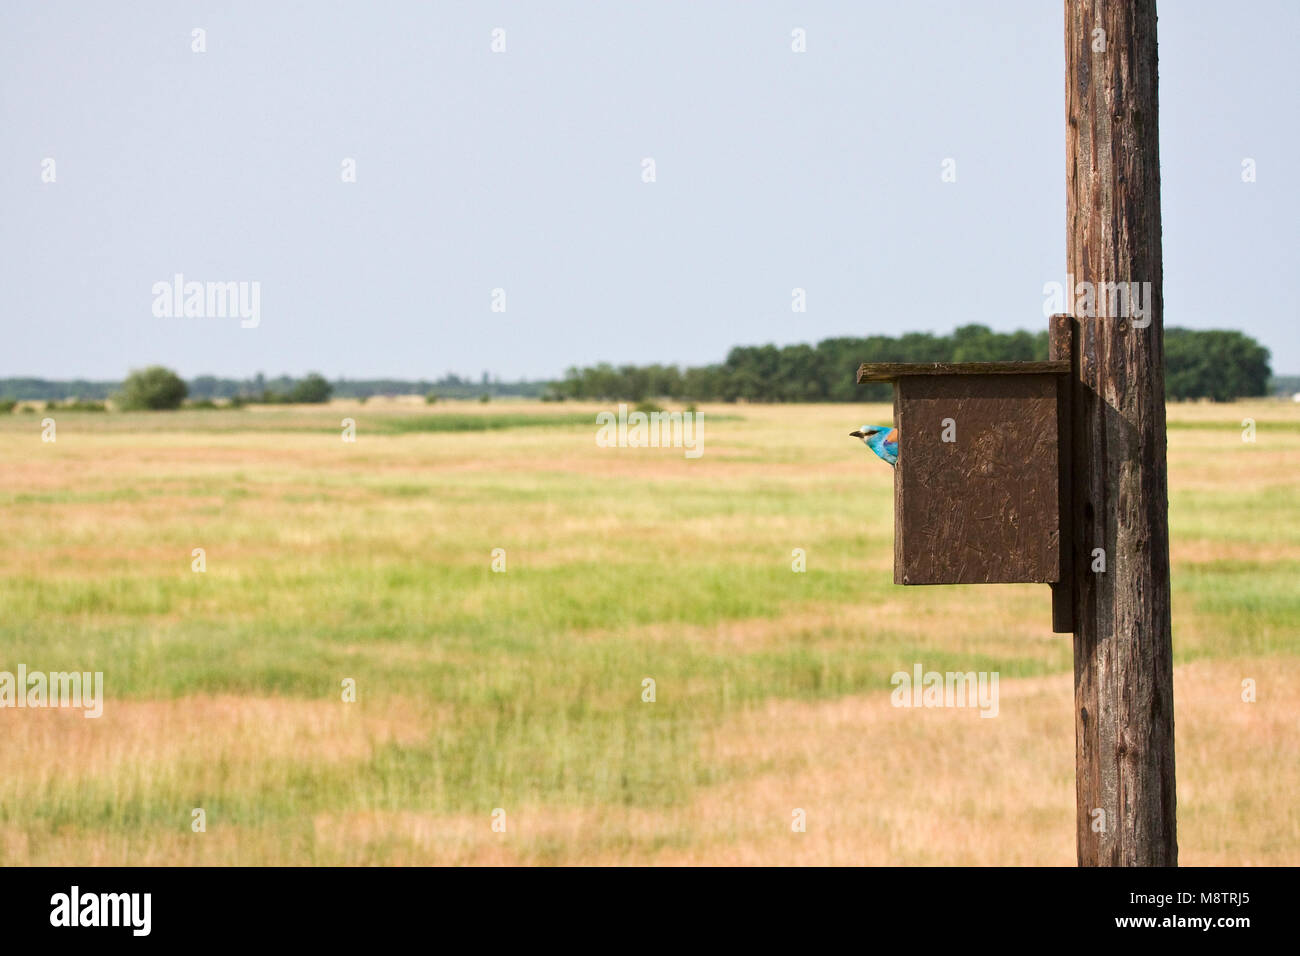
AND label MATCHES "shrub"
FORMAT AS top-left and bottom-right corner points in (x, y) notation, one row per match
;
(425, 392), (438, 404)
(289, 373), (333, 404)
(0, 398), (16, 414)
(118, 366), (188, 410)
